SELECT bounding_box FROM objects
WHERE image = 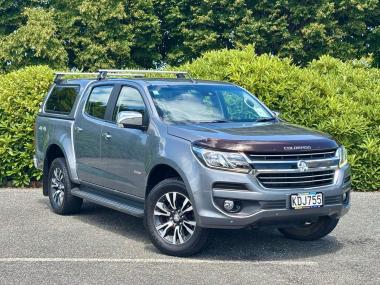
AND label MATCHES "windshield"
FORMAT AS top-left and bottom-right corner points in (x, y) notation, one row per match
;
(148, 84), (274, 123)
